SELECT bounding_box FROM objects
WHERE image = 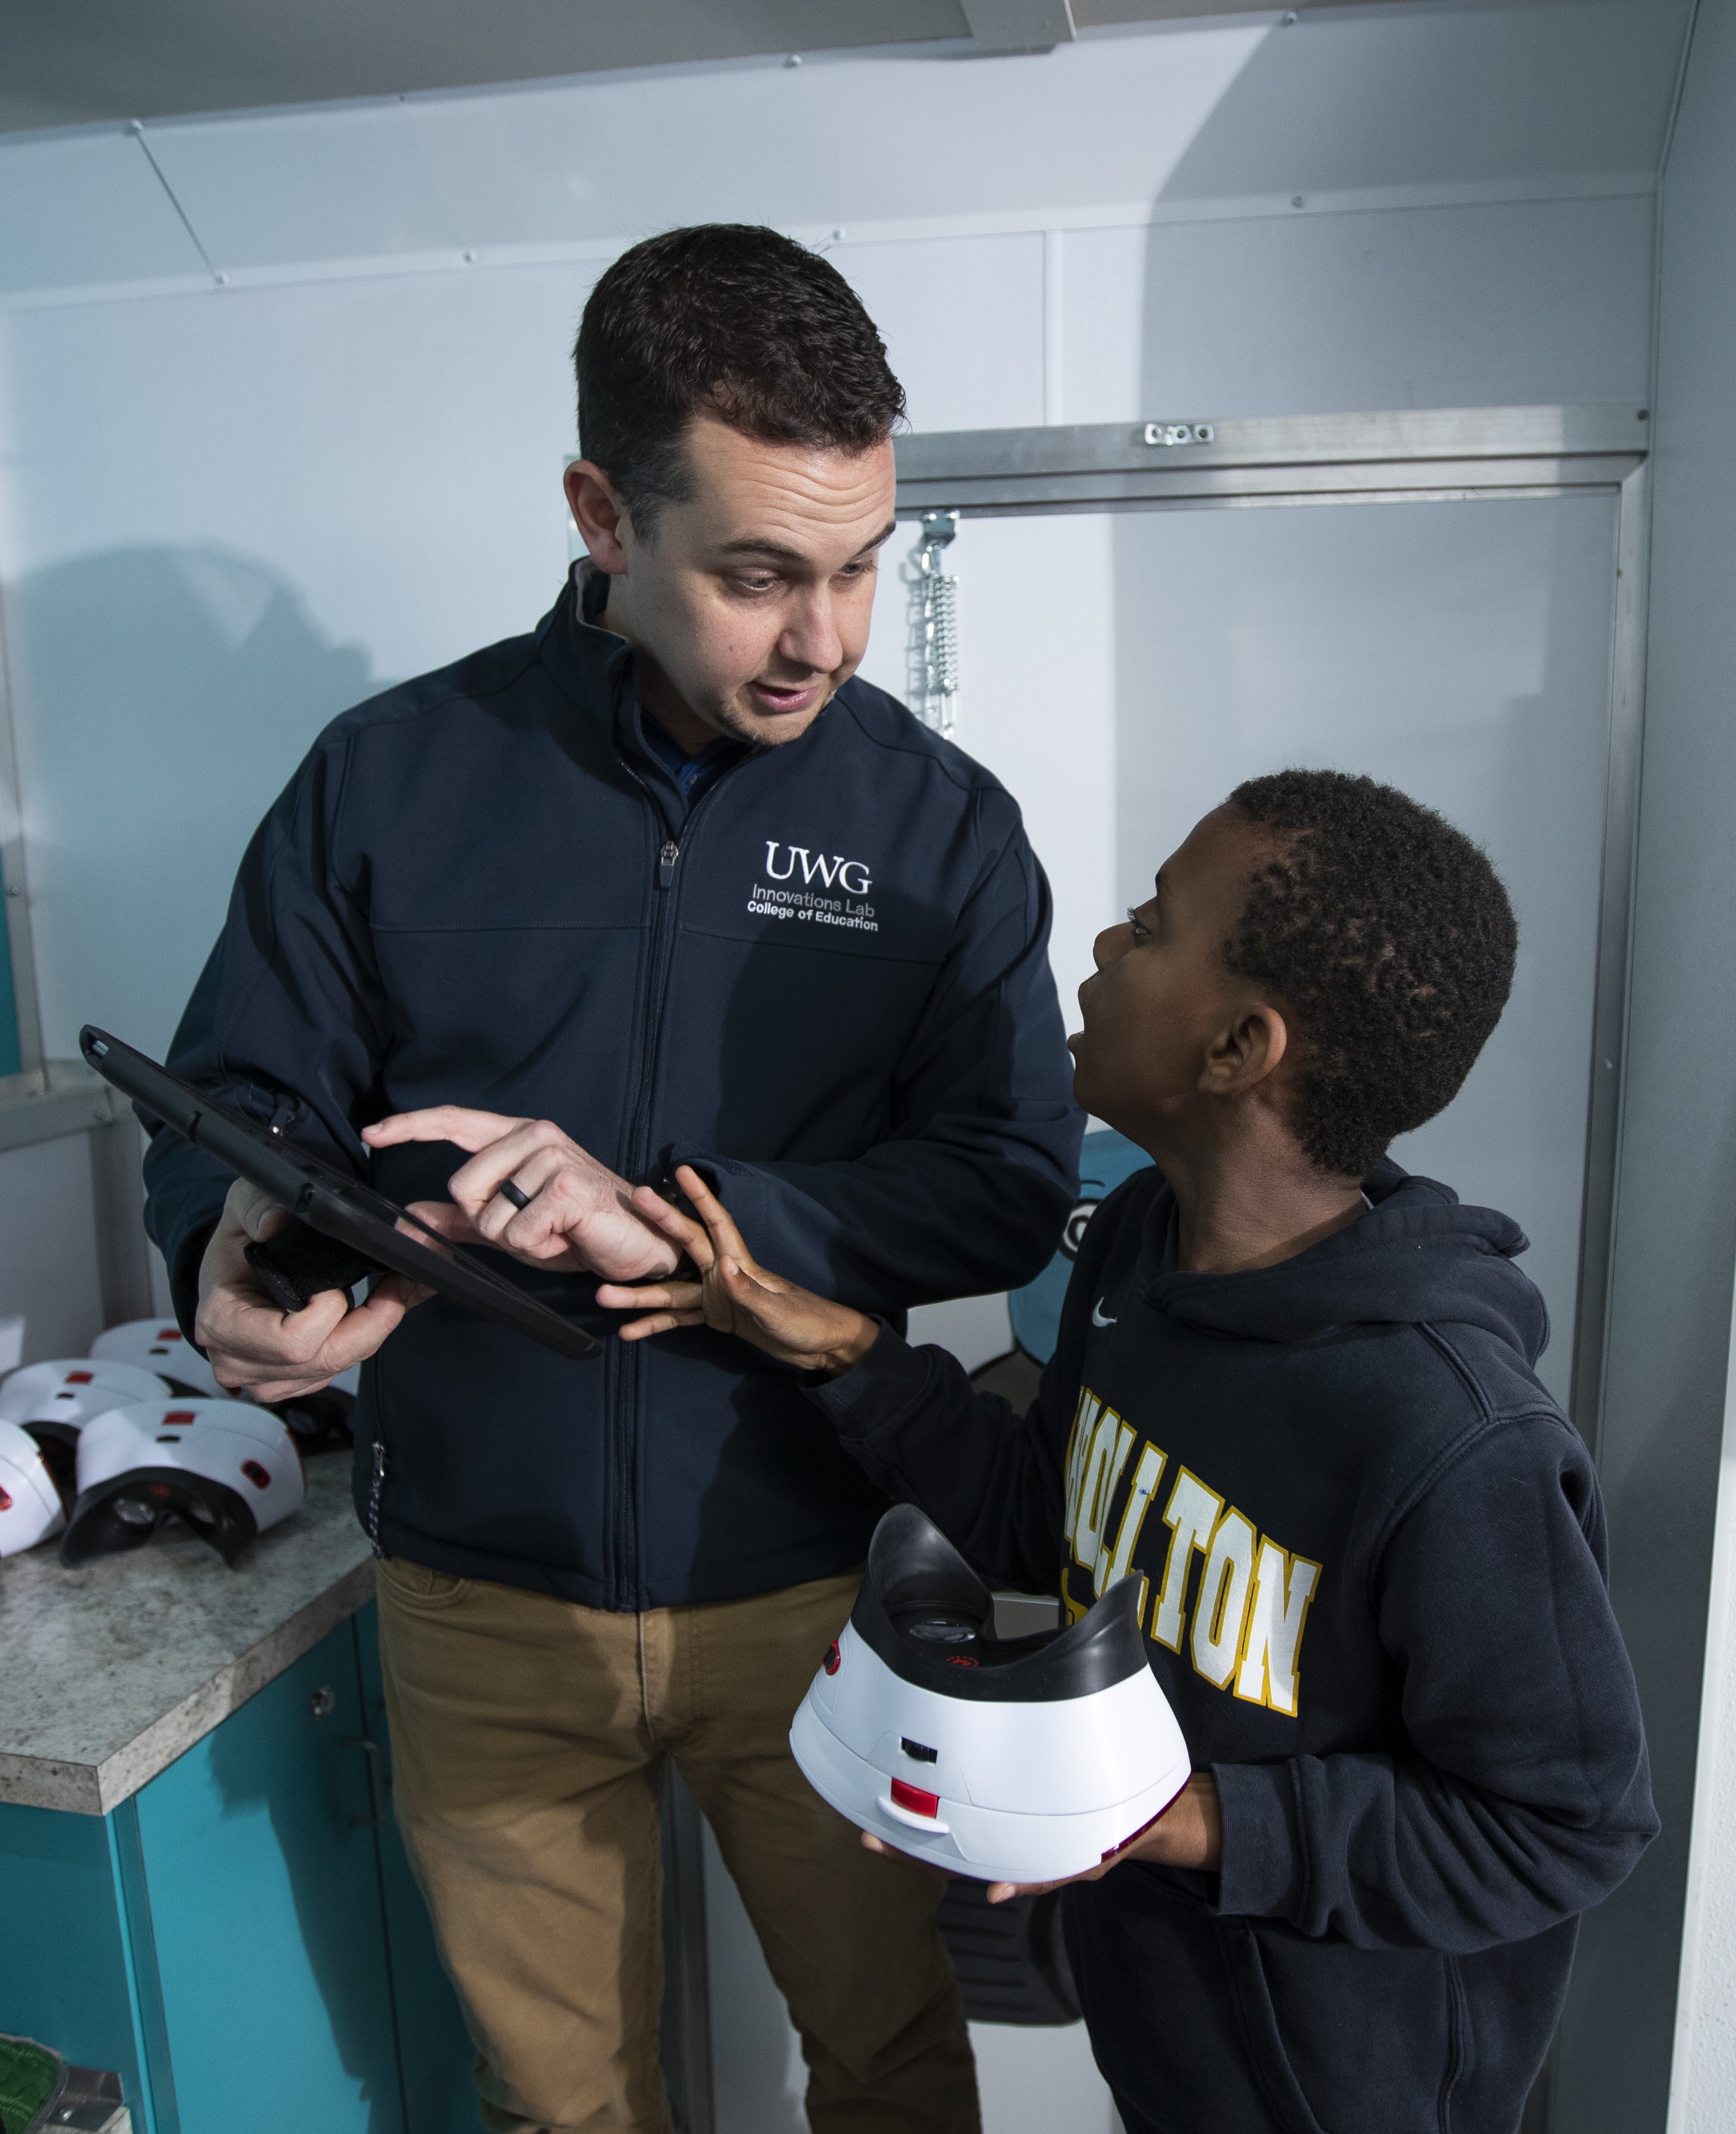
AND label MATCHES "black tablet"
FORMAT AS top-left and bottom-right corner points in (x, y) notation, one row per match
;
(80, 1027), (602, 1363)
